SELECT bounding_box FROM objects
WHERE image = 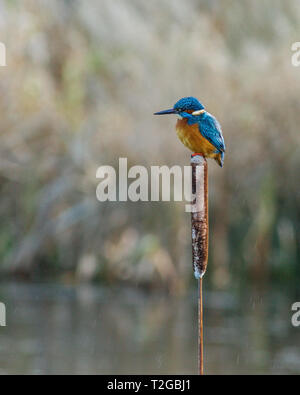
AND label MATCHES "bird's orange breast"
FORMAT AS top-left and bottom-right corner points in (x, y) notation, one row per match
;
(176, 119), (216, 156)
